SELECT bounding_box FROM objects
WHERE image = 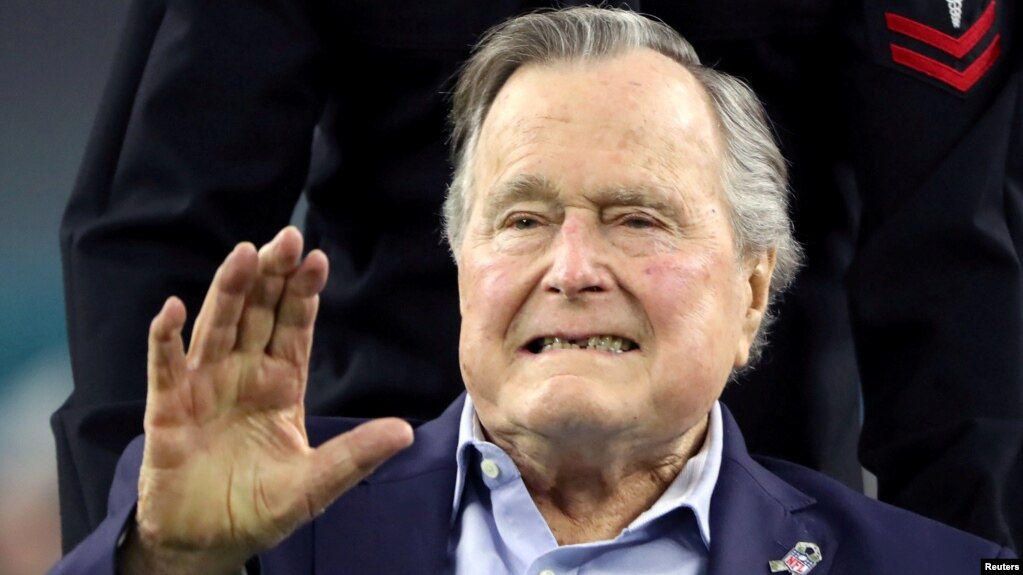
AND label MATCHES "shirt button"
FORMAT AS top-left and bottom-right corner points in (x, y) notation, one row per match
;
(480, 459), (500, 479)
(539, 570), (557, 575)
